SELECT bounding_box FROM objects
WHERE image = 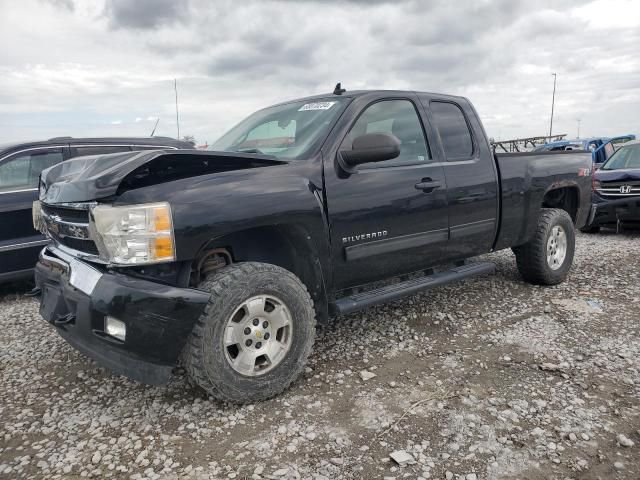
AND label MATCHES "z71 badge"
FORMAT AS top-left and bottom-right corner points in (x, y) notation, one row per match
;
(342, 230), (388, 244)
